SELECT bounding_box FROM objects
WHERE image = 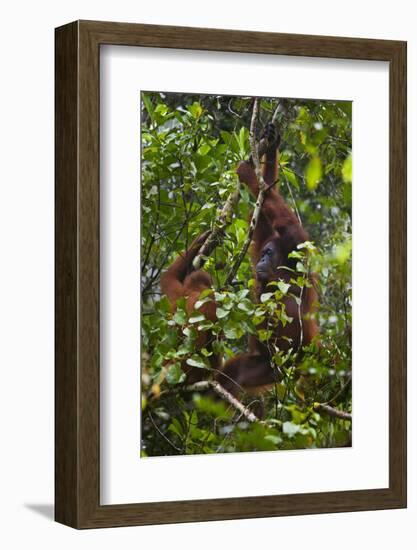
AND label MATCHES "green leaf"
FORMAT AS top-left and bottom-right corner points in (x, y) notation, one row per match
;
(248, 278), (256, 289)
(168, 417), (184, 437)
(258, 329), (273, 342)
(297, 241), (316, 251)
(288, 250), (302, 259)
(296, 261), (307, 273)
(193, 394), (232, 421)
(176, 343), (193, 356)
(155, 103), (169, 116)
(166, 363), (185, 385)
(264, 434), (281, 445)
(199, 288), (214, 299)
(282, 167), (300, 191)
(173, 310), (187, 324)
(277, 281), (290, 294)
(182, 326), (196, 338)
(189, 313), (205, 324)
(342, 154), (352, 183)
(282, 421), (300, 437)
(223, 327), (240, 339)
(186, 356), (207, 369)
(238, 126), (249, 154)
(188, 102), (203, 119)
(197, 321), (214, 331)
(343, 181), (352, 207)
(141, 93), (154, 120)
(198, 143), (211, 156)
(237, 289), (250, 300)
(275, 383), (287, 400)
(260, 292), (274, 303)
(332, 240), (352, 264)
(237, 301), (253, 313)
(305, 156), (322, 190)
(252, 315), (265, 326)
(194, 296), (211, 310)
(216, 307), (229, 319)
(220, 130), (232, 146)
